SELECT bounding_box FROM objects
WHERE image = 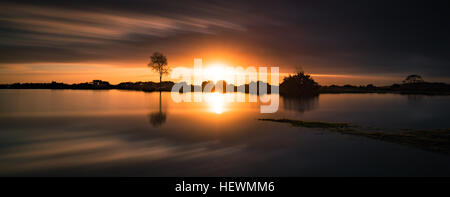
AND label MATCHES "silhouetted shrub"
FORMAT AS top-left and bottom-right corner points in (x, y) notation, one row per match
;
(280, 72), (319, 97)
(403, 74), (424, 84)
